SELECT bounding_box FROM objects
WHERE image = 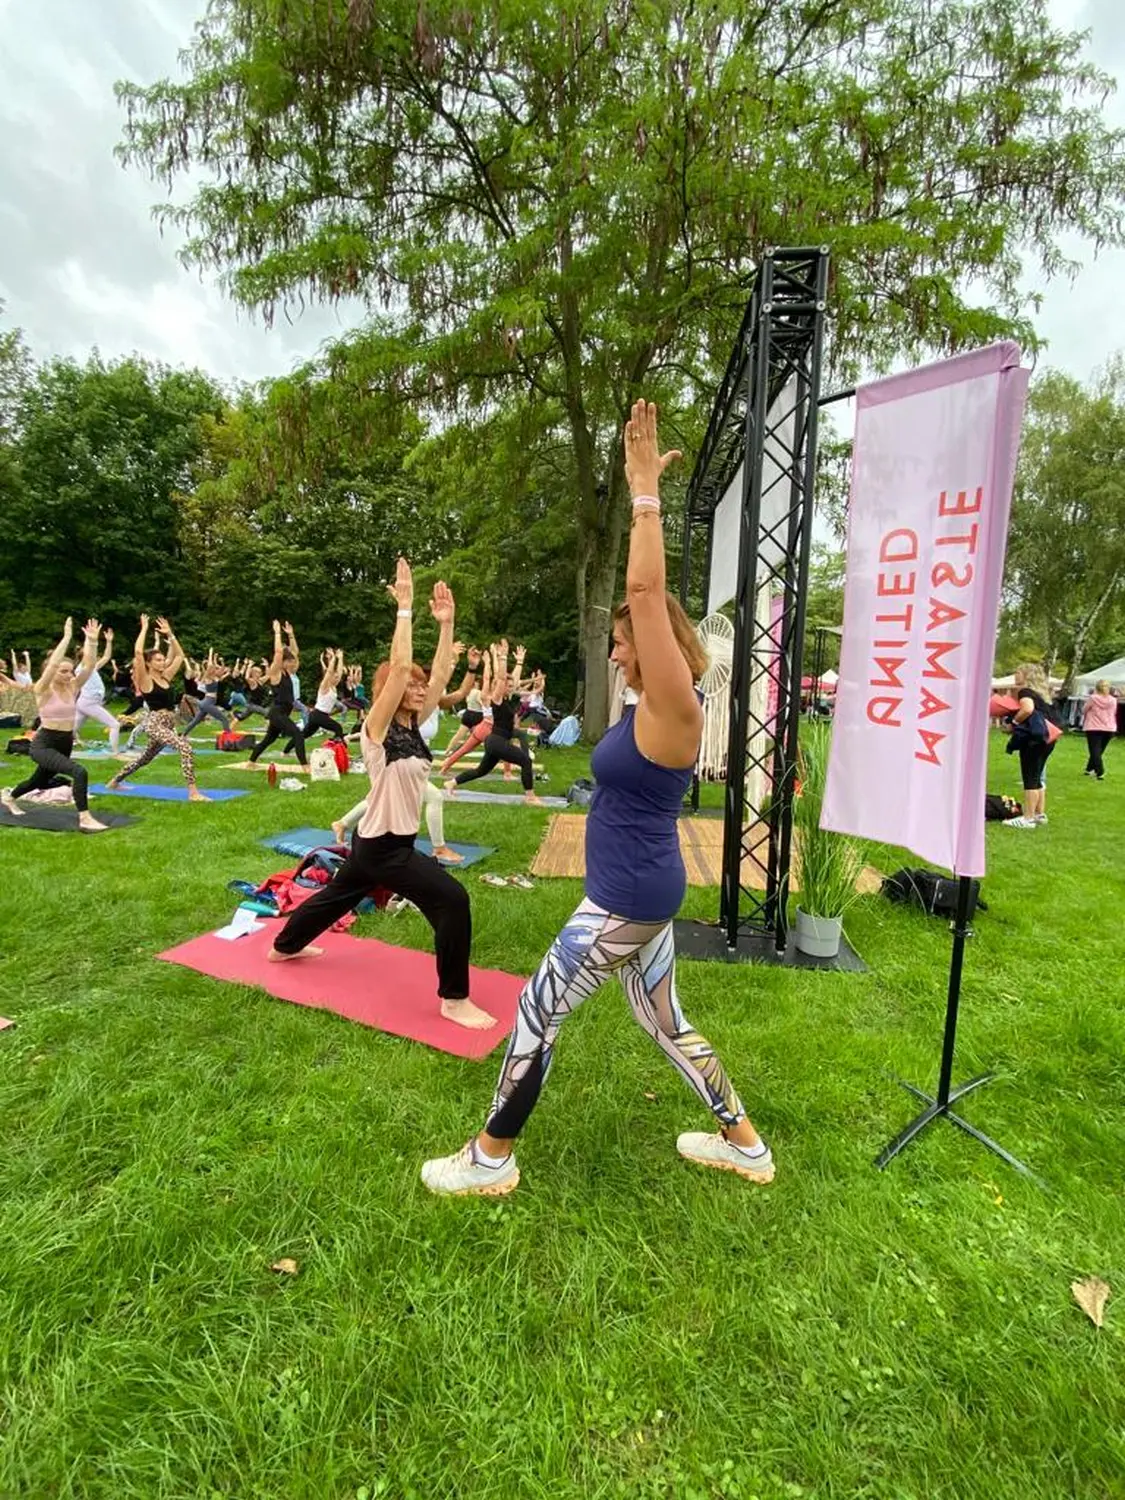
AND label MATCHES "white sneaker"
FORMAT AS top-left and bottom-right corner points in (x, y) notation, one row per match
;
(1003, 816), (1037, 828)
(677, 1131), (775, 1183)
(421, 1141), (520, 1197)
(1033, 813), (1048, 824)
